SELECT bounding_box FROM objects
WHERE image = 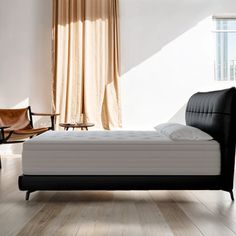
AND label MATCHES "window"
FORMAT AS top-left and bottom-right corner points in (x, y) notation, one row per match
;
(213, 17), (236, 81)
